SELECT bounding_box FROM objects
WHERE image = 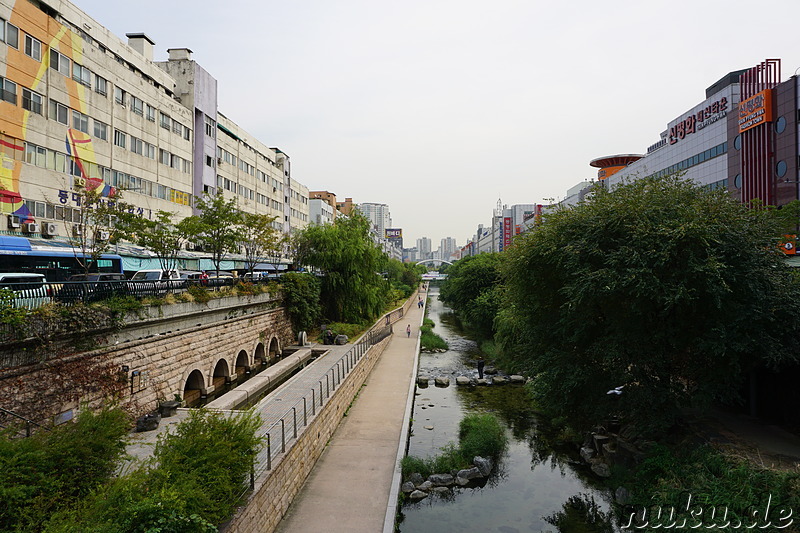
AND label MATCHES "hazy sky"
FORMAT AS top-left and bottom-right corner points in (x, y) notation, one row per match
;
(71, 0), (800, 248)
